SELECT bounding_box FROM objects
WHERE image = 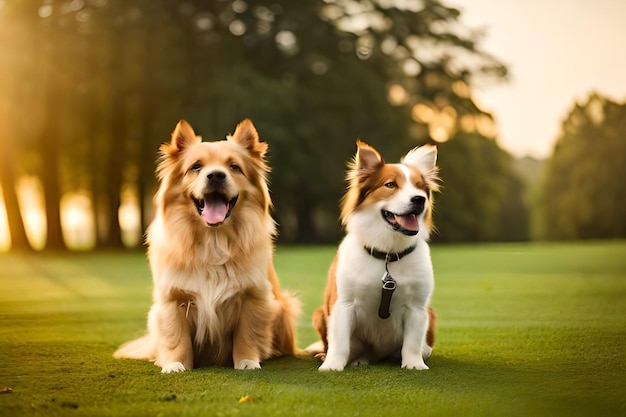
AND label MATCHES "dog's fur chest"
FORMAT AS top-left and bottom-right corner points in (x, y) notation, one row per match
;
(329, 240), (433, 360)
(335, 238), (434, 308)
